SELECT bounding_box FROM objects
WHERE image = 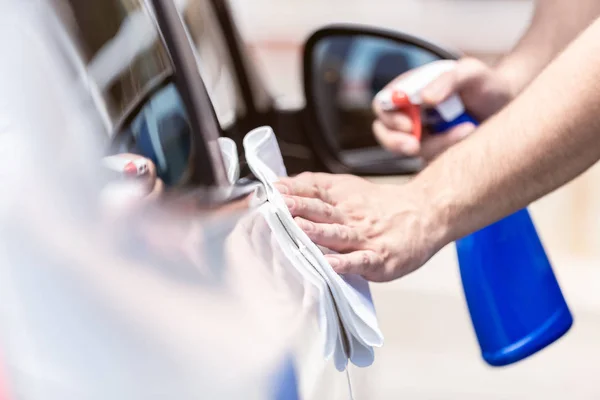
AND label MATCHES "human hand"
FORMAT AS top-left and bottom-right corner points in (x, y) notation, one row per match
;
(275, 173), (446, 282)
(101, 154), (164, 213)
(372, 57), (514, 161)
